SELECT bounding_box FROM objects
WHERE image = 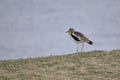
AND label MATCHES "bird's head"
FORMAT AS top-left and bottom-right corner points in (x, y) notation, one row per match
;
(66, 28), (74, 35)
